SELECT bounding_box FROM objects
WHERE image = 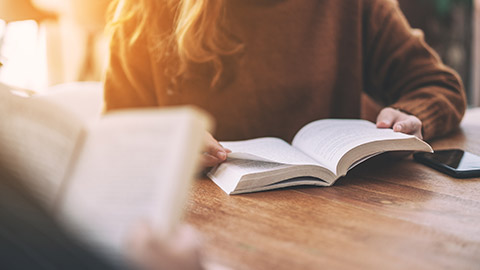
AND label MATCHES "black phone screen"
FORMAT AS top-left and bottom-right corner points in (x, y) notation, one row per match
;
(413, 149), (480, 178)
